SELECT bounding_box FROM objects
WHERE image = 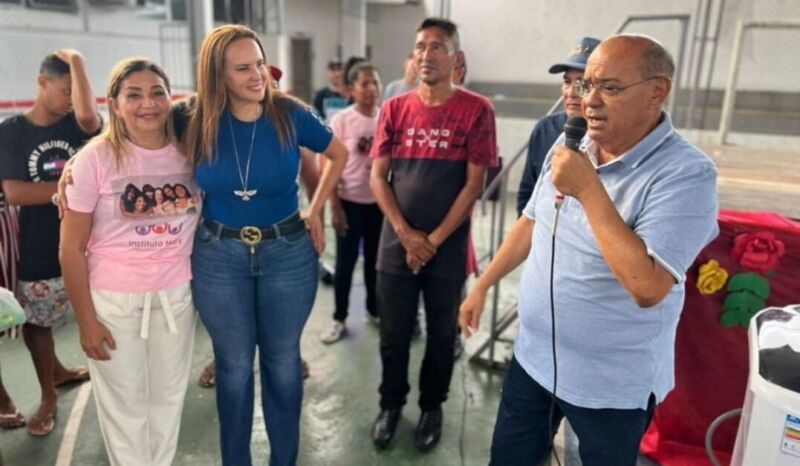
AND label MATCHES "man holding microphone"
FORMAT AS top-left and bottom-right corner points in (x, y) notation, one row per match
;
(461, 34), (719, 465)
